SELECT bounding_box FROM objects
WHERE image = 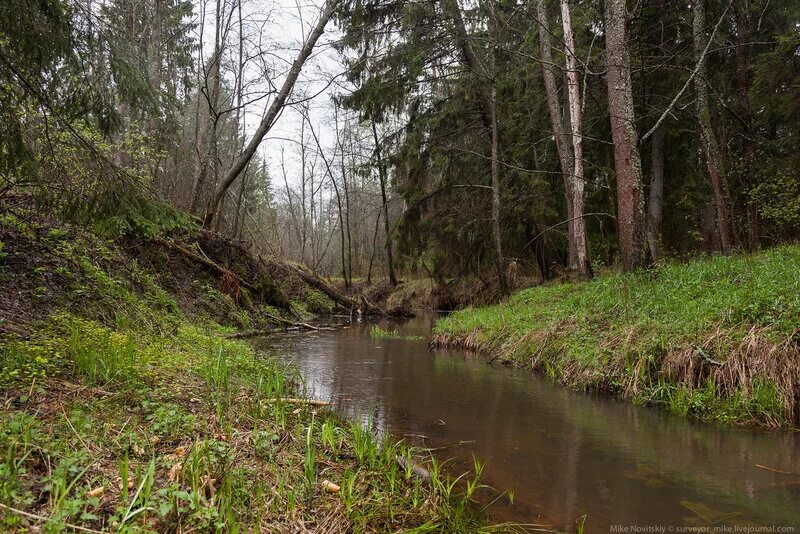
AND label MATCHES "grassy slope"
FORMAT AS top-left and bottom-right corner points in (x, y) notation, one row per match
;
(0, 211), (496, 532)
(434, 247), (800, 427)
